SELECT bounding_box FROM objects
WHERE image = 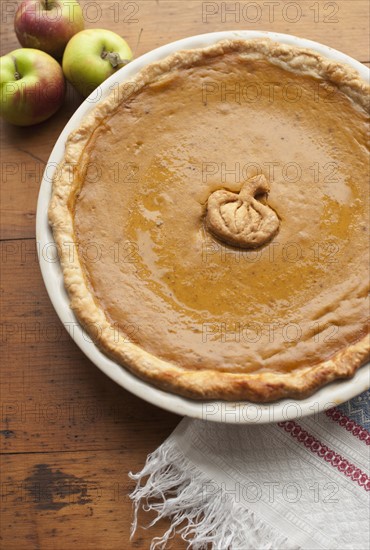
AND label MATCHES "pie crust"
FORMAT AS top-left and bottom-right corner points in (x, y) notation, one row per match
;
(49, 39), (370, 402)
